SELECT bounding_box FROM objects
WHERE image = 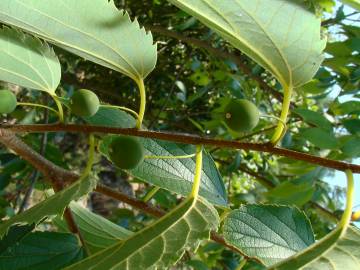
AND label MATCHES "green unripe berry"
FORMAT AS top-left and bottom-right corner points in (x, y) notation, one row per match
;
(109, 136), (144, 170)
(70, 89), (100, 117)
(0, 89), (17, 114)
(223, 99), (259, 132)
